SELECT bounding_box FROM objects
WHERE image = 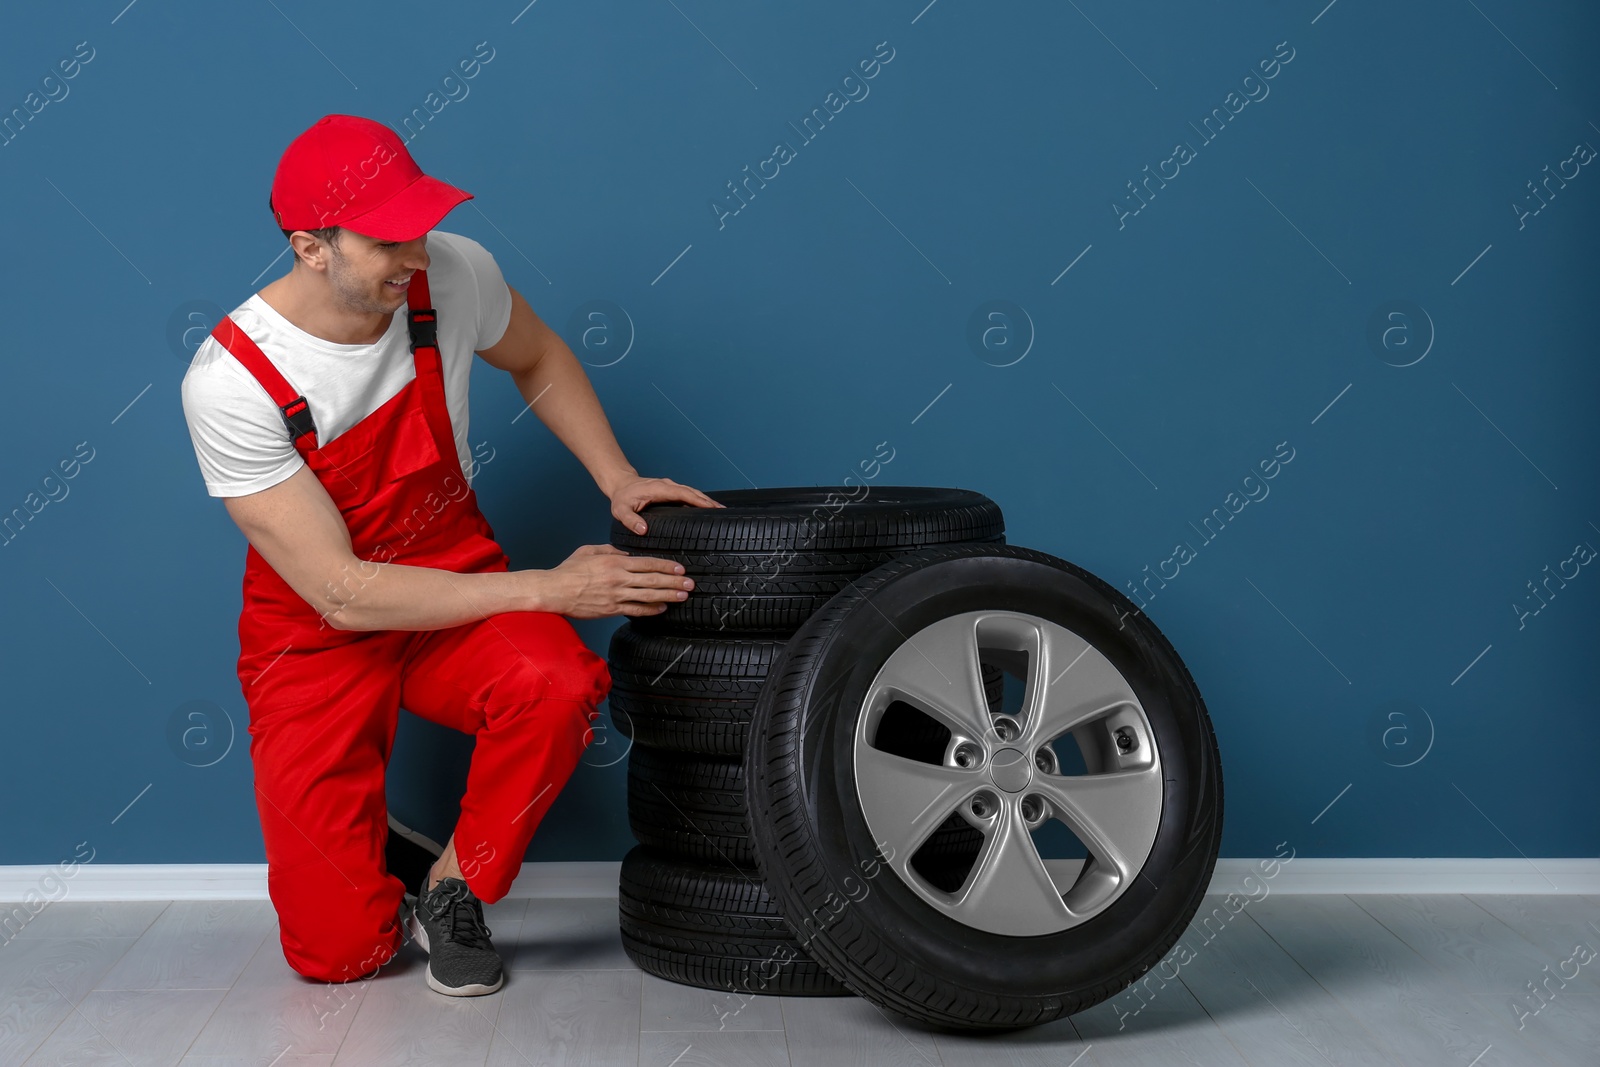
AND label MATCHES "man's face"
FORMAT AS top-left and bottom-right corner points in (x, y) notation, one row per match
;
(321, 229), (430, 316)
